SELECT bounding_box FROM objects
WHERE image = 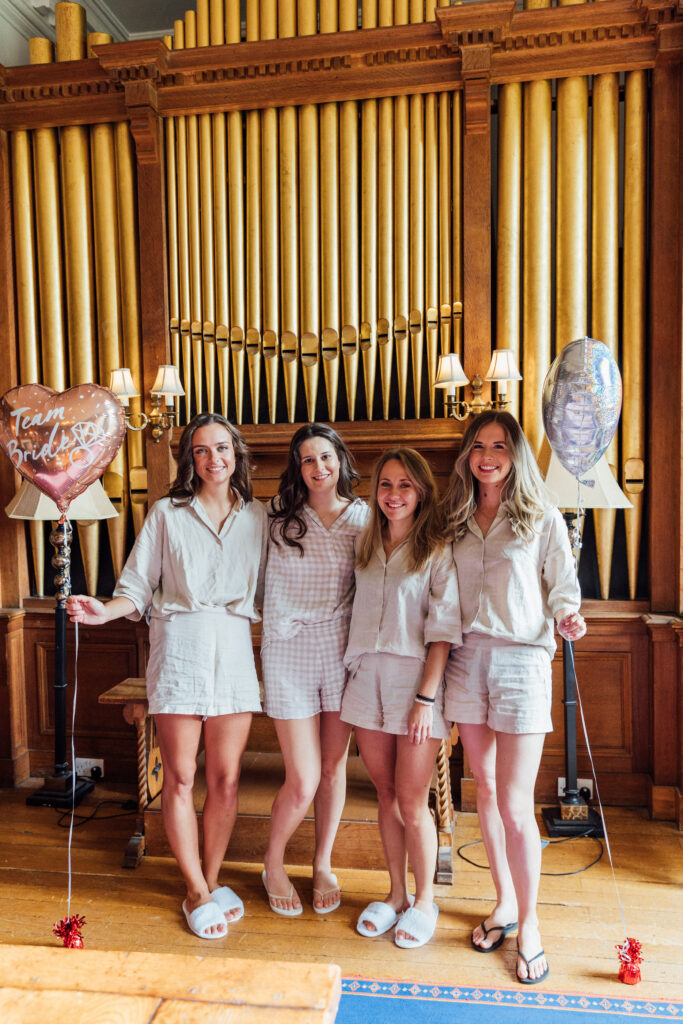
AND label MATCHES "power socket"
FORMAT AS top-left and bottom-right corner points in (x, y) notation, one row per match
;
(75, 757), (104, 780)
(557, 776), (593, 799)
